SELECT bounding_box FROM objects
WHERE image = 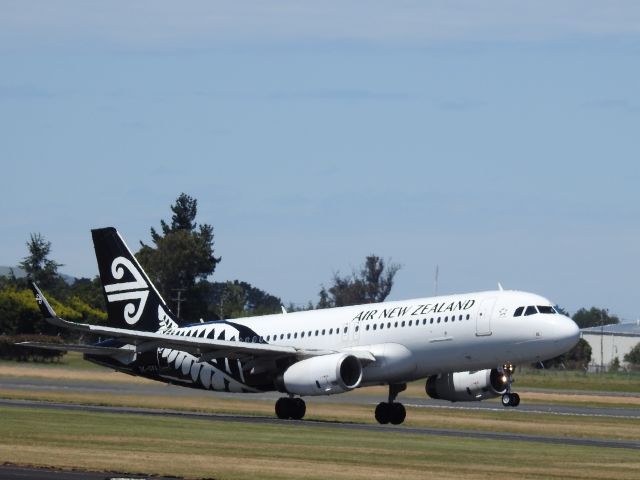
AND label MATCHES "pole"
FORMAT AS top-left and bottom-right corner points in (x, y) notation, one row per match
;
(172, 288), (186, 320)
